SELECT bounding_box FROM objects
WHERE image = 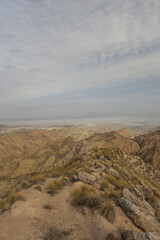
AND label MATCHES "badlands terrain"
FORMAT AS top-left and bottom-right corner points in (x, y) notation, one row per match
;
(0, 124), (160, 240)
